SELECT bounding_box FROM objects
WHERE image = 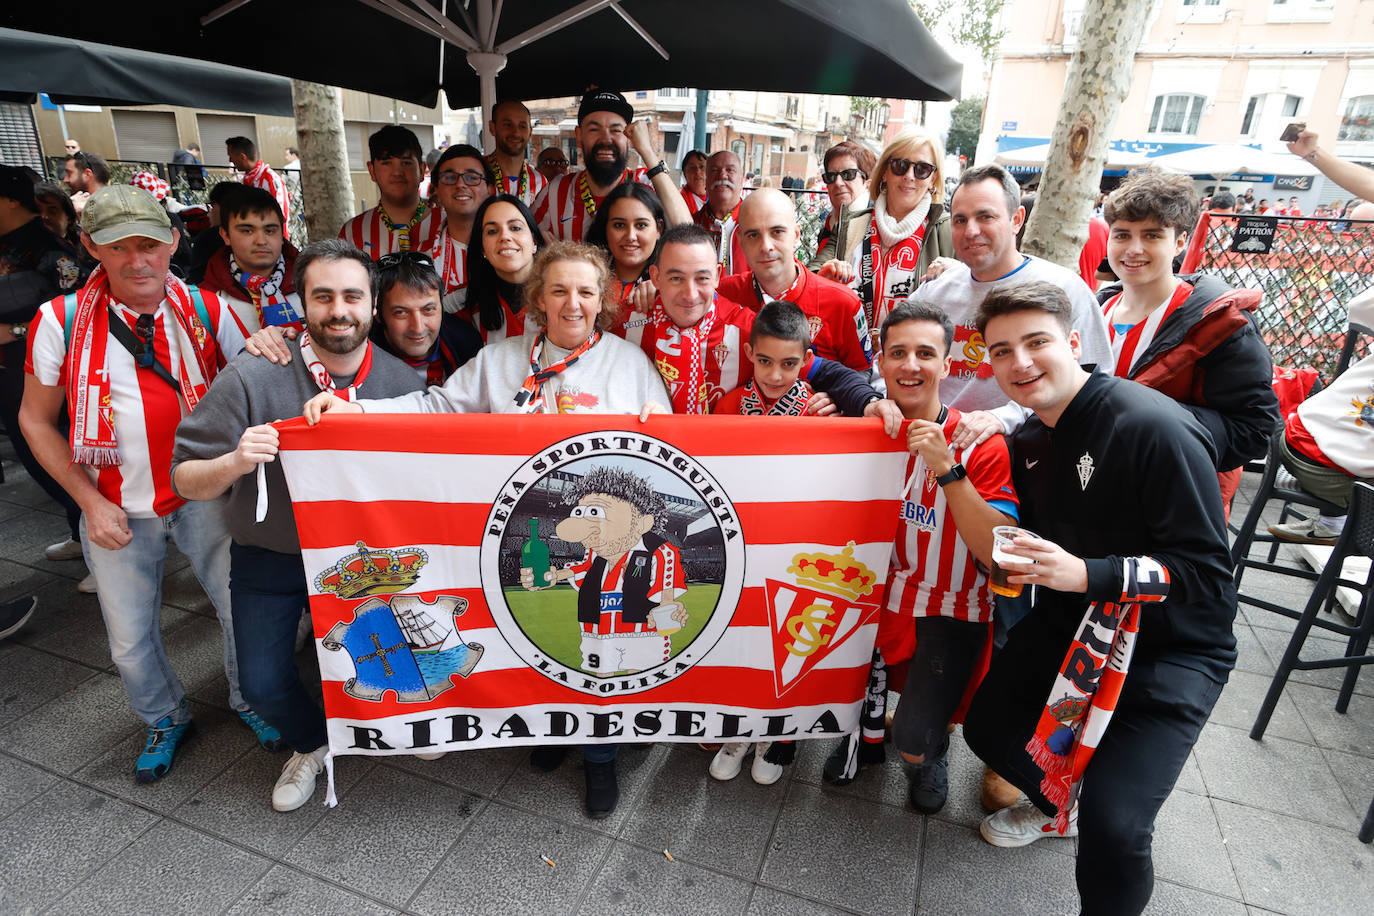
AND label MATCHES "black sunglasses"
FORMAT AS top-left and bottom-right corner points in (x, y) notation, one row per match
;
(435, 169), (487, 187)
(888, 158), (936, 180)
(377, 251), (435, 271)
(133, 314), (156, 368)
(540, 156), (568, 167)
(822, 167), (865, 184)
